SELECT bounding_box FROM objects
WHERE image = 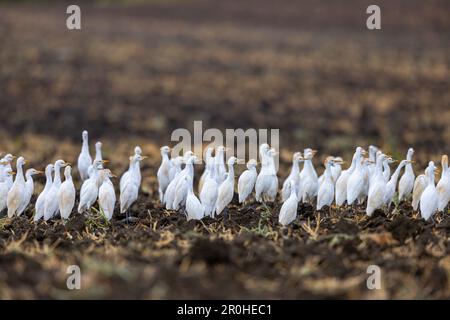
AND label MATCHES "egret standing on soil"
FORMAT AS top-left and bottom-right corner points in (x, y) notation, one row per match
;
(185, 175), (205, 221)
(436, 155), (450, 212)
(346, 149), (366, 206)
(238, 159), (258, 204)
(198, 147), (213, 194)
(164, 151), (194, 210)
(215, 156), (238, 217)
(366, 153), (388, 216)
(317, 158), (340, 210)
(78, 130), (92, 181)
(157, 146), (172, 203)
(44, 160), (69, 221)
(78, 159), (106, 214)
(120, 146), (143, 191)
(99, 169), (116, 221)
(335, 147), (361, 207)
(281, 152), (302, 202)
(0, 170), (14, 214)
(384, 160), (409, 207)
(398, 148), (415, 202)
(256, 145), (278, 203)
(17, 168), (43, 216)
(200, 157), (219, 217)
(1, 154), (15, 190)
(120, 154), (146, 220)
(412, 166), (431, 211)
(7, 157), (27, 218)
(34, 164), (54, 221)
(420, 161), (439, 221)
(59, 166), (76, 220)
(279, 180), (299, 226)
